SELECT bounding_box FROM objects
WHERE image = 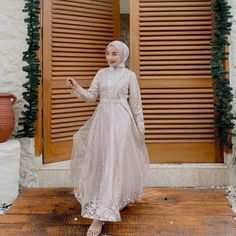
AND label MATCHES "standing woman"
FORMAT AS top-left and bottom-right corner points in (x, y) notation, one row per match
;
(66, 40), (149, 236)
